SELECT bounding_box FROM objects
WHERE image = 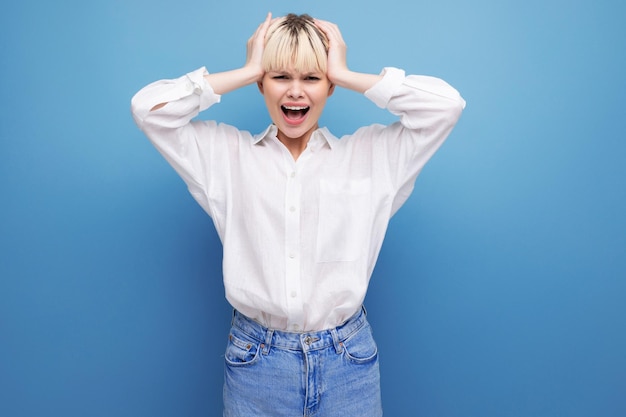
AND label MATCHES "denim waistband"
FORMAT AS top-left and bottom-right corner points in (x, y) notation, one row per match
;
(231, 307), (368, 353)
